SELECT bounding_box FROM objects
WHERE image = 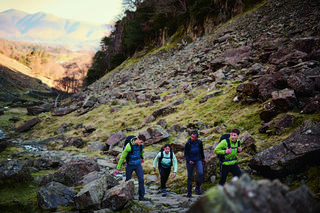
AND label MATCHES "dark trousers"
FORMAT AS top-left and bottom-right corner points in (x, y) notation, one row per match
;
(159, 165), (171, 189)
(126, 164), (145, 198)
(219, 163), (242, 185)
(186, 160), (203, 190)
